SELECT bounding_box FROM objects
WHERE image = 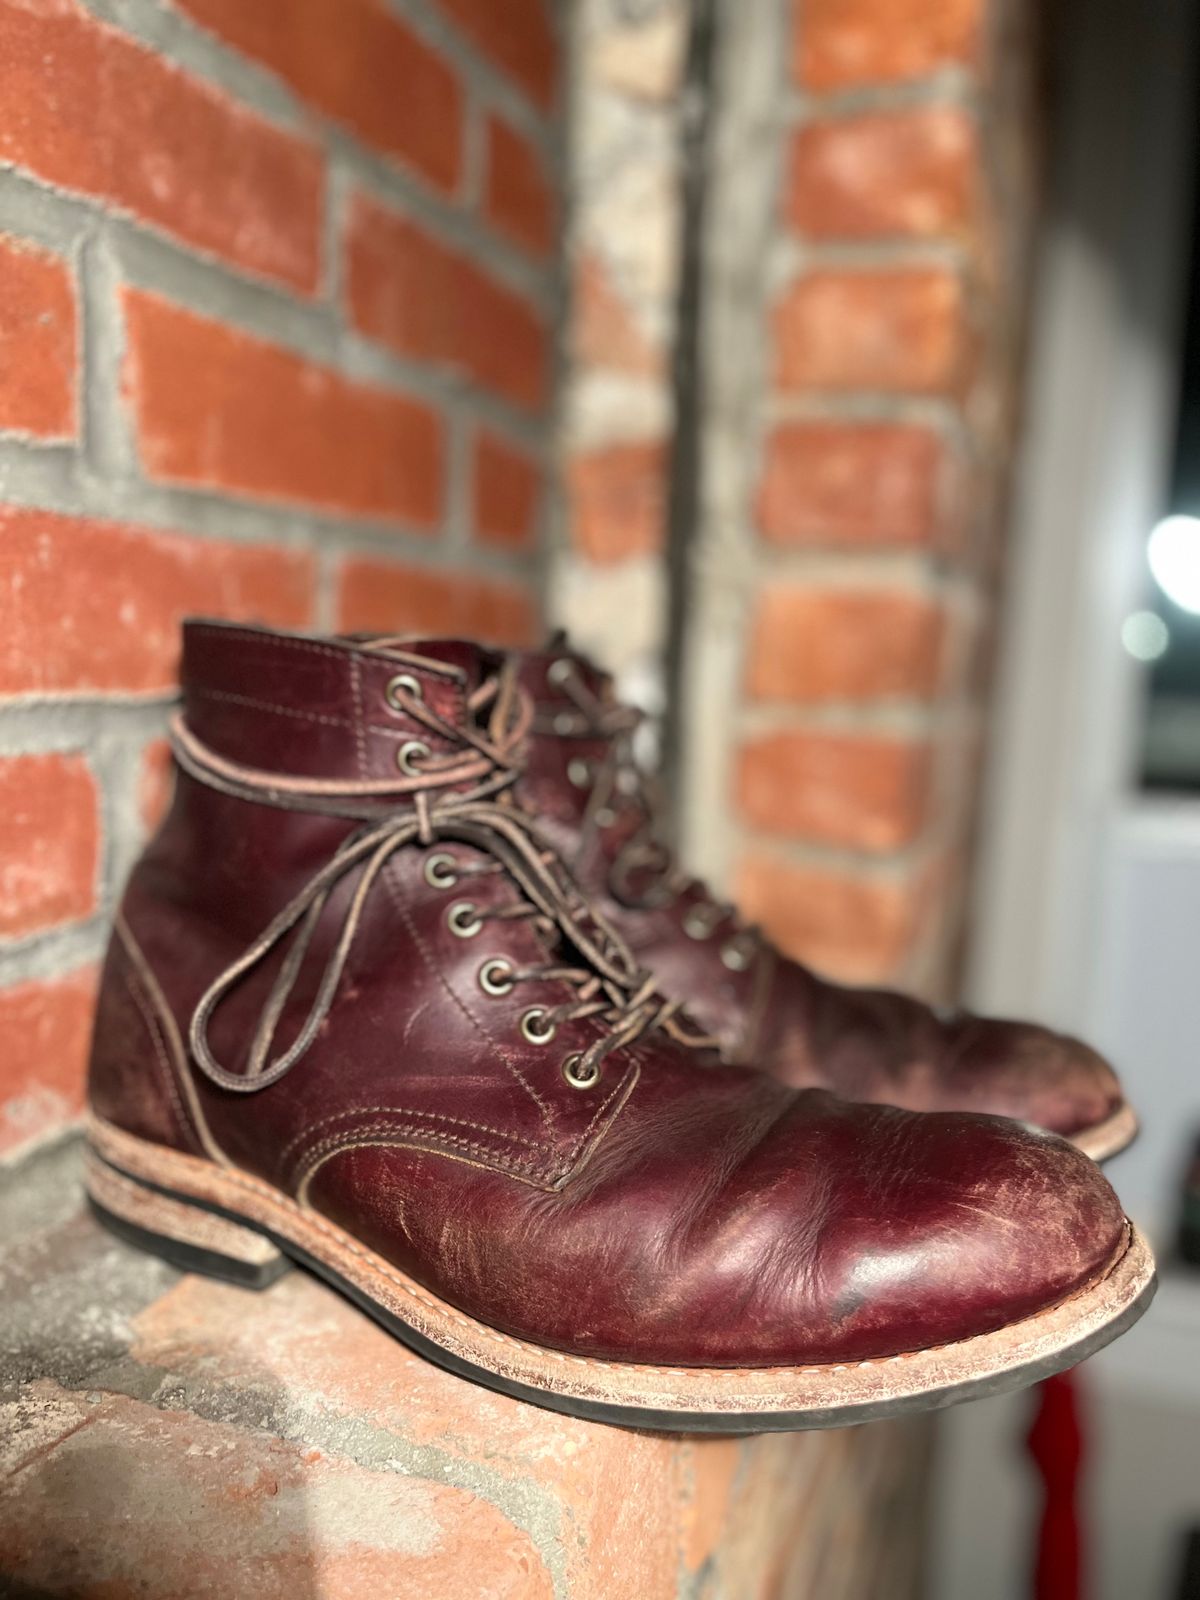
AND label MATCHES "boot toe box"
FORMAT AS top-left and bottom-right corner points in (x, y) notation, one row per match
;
(940, 1016), (1125, 1141)
(802, 1102), (1131, 1365)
